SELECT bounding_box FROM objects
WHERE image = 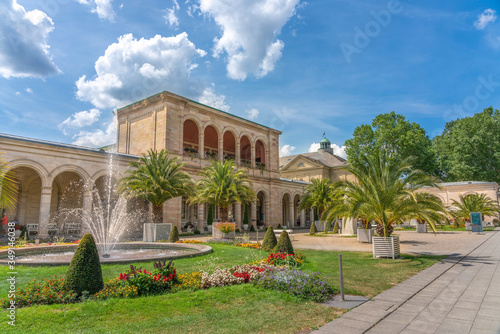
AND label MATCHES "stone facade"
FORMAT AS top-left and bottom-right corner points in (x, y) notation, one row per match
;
(1, 91), (498, 238)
